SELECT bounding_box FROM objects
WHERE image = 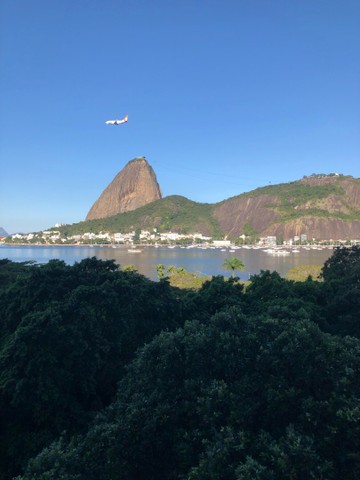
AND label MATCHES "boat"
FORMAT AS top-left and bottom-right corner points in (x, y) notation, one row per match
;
(264, 248), (290, 255)
(128, 248), (142, 253)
